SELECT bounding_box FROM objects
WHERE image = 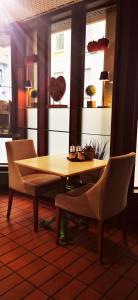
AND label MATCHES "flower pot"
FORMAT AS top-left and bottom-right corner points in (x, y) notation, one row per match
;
(84, 149), (94, 160)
